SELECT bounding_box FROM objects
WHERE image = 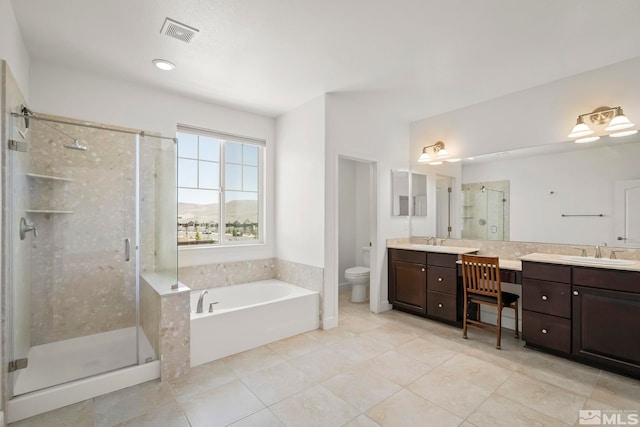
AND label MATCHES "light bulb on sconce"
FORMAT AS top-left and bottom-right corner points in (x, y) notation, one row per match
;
(418, 141), (452, 164)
